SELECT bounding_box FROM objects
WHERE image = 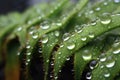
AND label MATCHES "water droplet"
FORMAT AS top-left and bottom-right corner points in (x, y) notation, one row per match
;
(106, 56), (115, 68)
(32, 34), (38, 39)
(99, 53), (106, 62)
(40, 21), (50, 30)
(89, 10), (94, 14)
(113, 49), (120, 54)
(17, 52), (20, 56)
(95, 7), (101, 11)
(89, 60), (98, 69)
(66, 57), (70, 61)
(104, 71), (110, 78)
(88, 33), (95, 38)
(103, 2), (108, 5)
(91, 22), (97, 26)
(17, 27), (22, 31)
(62, 33), (70, 41)
(26, 45), (31, 49)
(86, 72), (92, 80)
(81, 37), (87, 41)
(100, 13), (111, 25)
(27, 52), (31, 56)
(41, 35), (48, 44)
(67, 42), (75, 50)
(56, 23), (62, 26)
(54, 31), (60, 37)
(114, 0), (120, 3)
(74, 25), (83, 33)
(27, 59), (30, 62)
(82, 50), (92, 61)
